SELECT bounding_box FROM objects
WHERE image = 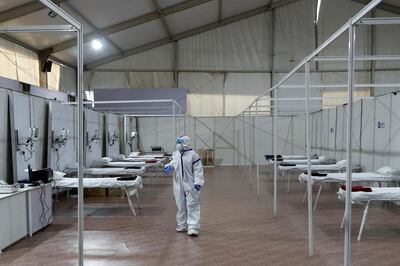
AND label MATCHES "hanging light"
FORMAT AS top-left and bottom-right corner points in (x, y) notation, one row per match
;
(316, 0), (322, 24)
(91, 38), (103, 50)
